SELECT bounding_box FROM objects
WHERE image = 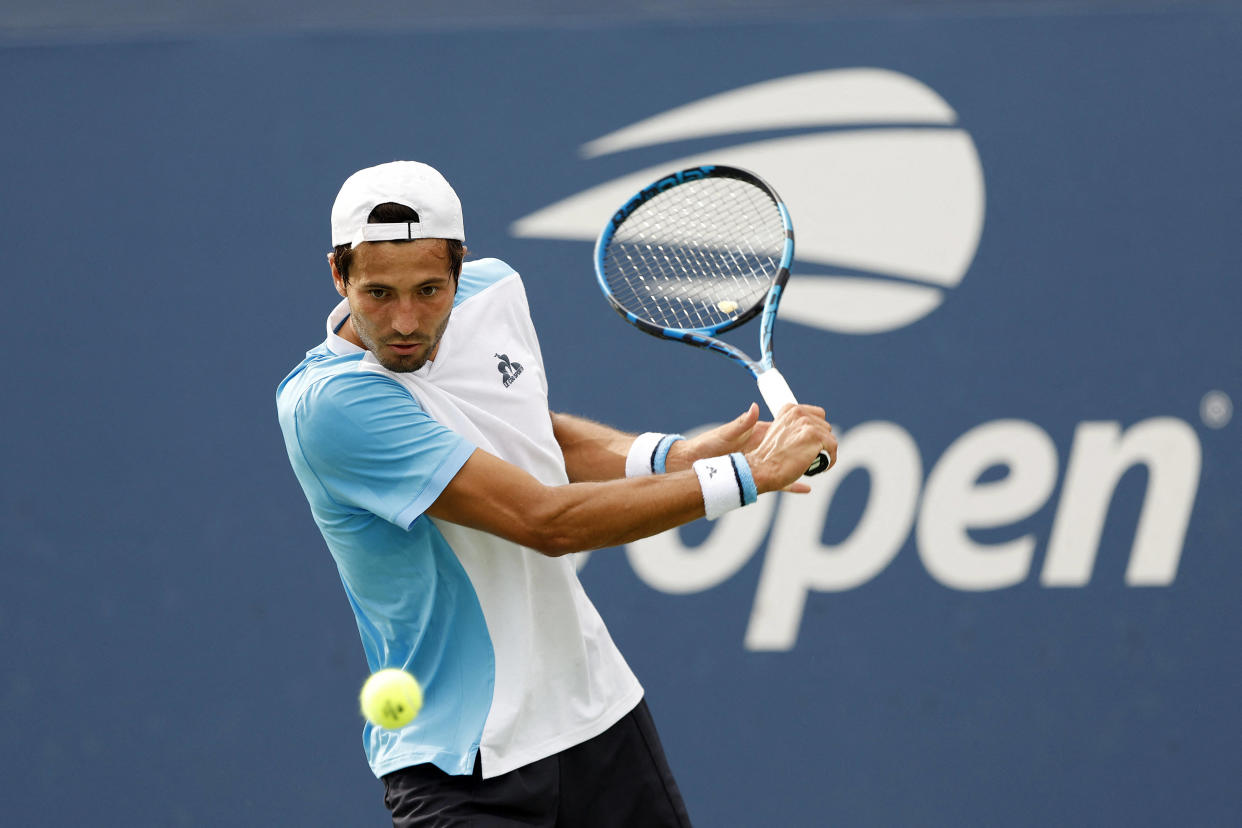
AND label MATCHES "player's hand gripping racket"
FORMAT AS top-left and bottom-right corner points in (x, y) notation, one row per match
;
(594, 164), (831, 475)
